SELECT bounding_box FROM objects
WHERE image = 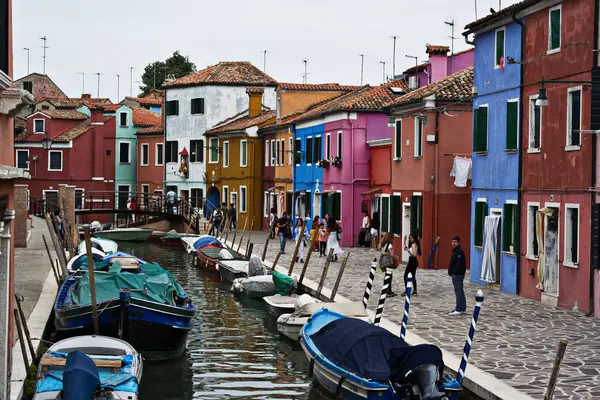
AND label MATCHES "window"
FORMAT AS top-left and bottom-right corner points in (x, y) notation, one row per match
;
(276, 140), (280, 166)
(156, 143), (164, 166)
(209, 138), (219, 163)
(264, 191), (269, 217)
(271, 140), (276, 166)
(165, 140), (178, 163)
(332, 192), (341, 221)
(529, 96), (542, 151)
(337, 131), (343, 157)
(231, 192), (238, 211)
(222, 187), (229, 208)
(548, 5), (561, 52)
(495, 28), (505, 68)
(474, 105), (488, 152)
(223, 141), (230, 167)
(75, 189), (84, 210)
(265, 140), (269, 167)
(23, 81), (33, 93)
(190, 139), (204, 163)
(381, 196), (390, 232)
(48, 150), (62, 171)
(305, 191), (312, 219)
(141, 185), (149, 207)
(314, 136), (322, 164)
(289, 138), (293, 165)
(191, 188), (203, 209)
(474, 200), (488, 247)
(390, 195), (401, 235)
(414, 118), (422, 158)
(119, 142), (131, 163)
(34, 119), (45, 133)
(527, 204), (539, 258)
(140, 144), (149, 166)
(506, 100), (519, 151)
(16, 150), (28, 170)
(281, 139), (286, 166)
(191, 98), (205, 115)
(306, 137), (313, 165)
(165, 100), (179, 116)
(326, 133), (331, 160)
(567, 88), (582, 149)
(565, 205), (580, 266)
(410, 195), (423, 237)
(119, 112), (128, 127)
(394, 120), (402, 159)
(502, 203), (519, 253)
(240, 186), (247, 213)
(295, 139), (301, 165)
(41, 105), (49, 110)
(240, 140), (248, 167)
